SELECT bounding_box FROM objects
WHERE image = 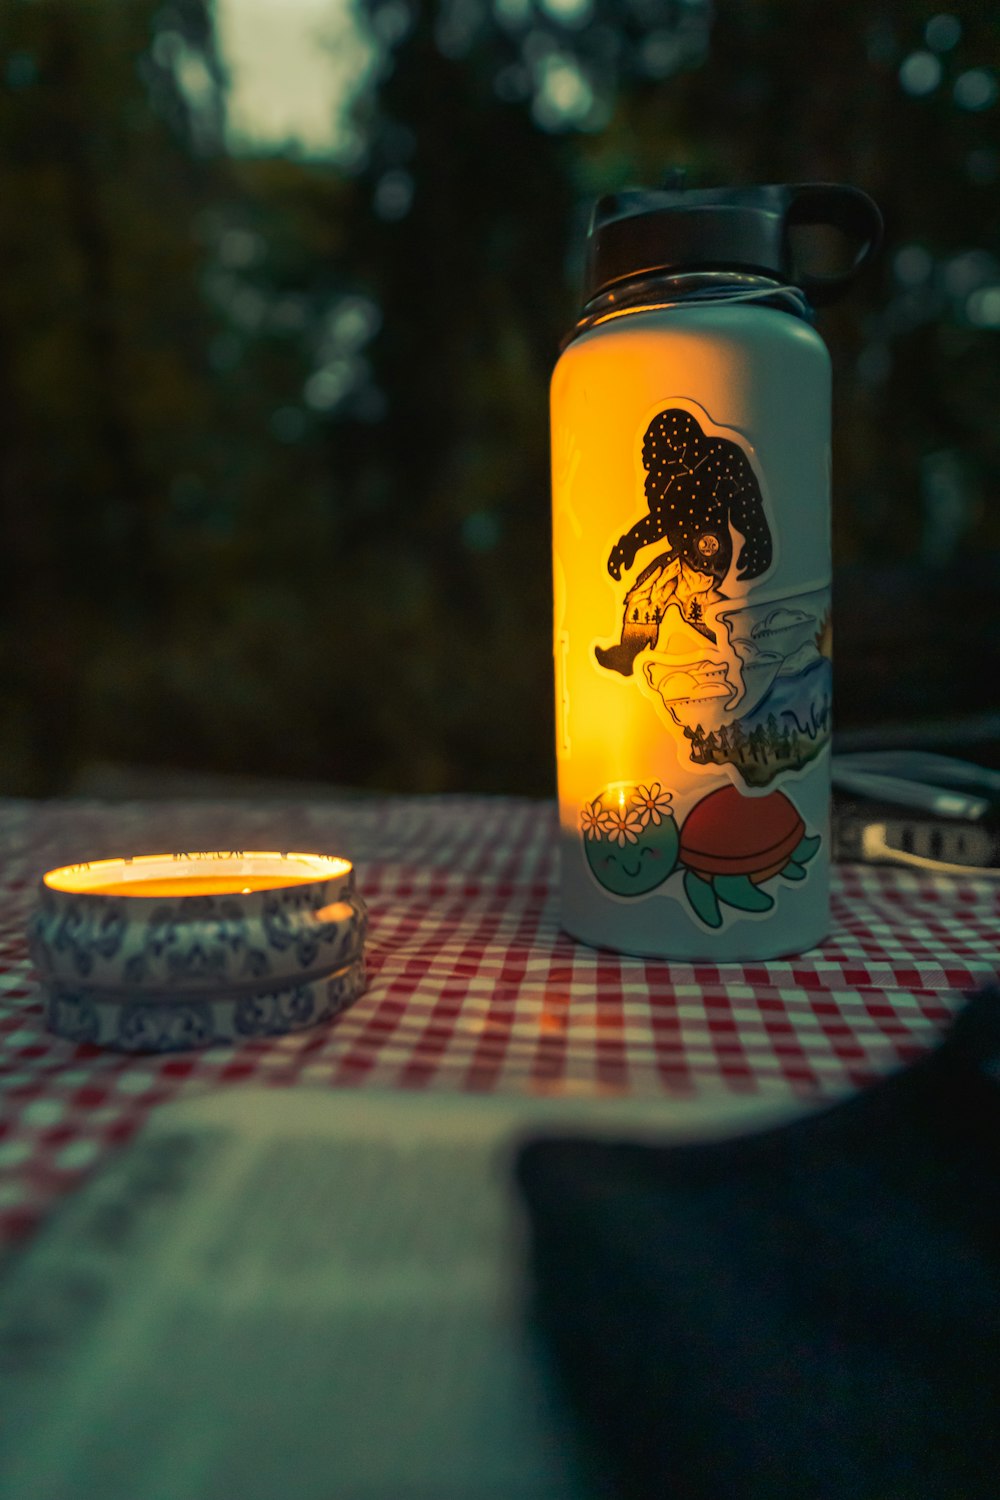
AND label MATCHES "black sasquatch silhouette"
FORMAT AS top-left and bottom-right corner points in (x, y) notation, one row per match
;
(595, 408), (772, 676)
